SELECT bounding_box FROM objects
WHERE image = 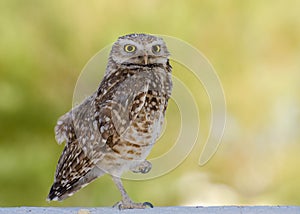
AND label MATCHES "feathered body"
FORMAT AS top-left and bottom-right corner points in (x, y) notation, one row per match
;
(47, 33), (172, 209)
